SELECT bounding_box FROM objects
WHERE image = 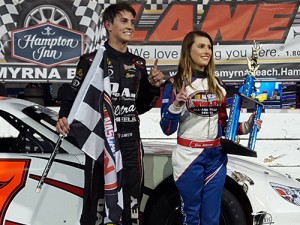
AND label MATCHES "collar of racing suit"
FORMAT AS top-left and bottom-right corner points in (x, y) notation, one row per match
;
(193, 70), (208, 79)
(104, 41), (131, 59)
